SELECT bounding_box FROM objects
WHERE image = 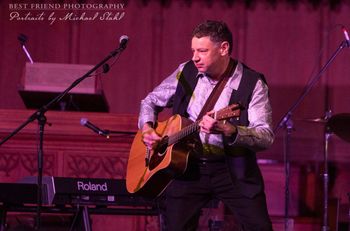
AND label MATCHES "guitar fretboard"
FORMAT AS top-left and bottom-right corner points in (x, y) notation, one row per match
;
(160, 103), (240, 147)
(168, 121), (200, 145)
